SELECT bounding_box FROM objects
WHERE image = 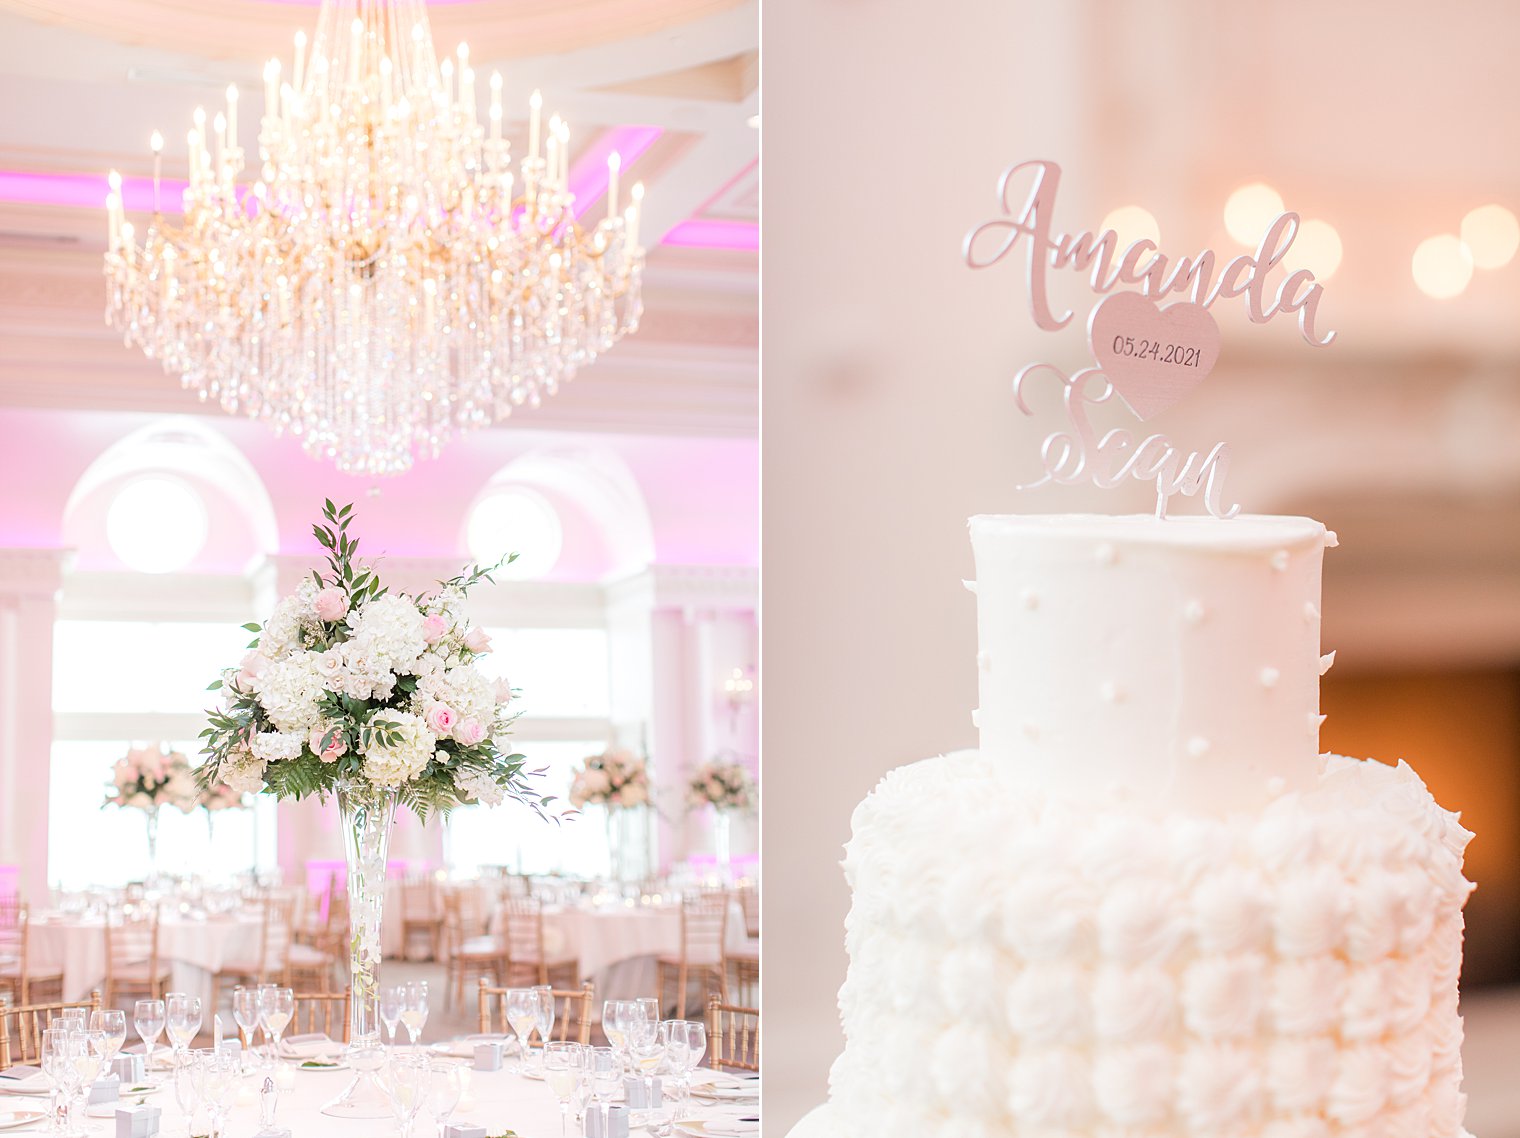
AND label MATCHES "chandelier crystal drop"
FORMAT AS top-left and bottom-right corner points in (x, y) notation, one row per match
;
(103, 0), (646, 476)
